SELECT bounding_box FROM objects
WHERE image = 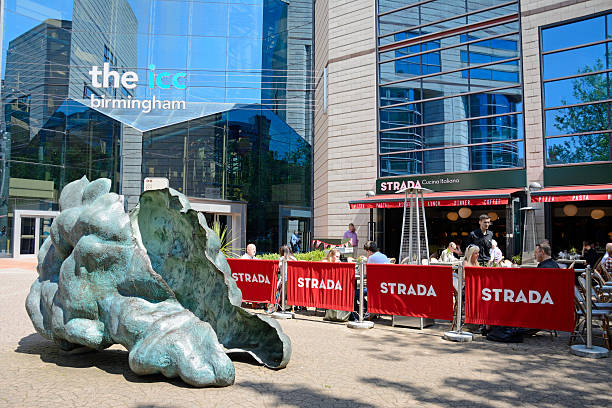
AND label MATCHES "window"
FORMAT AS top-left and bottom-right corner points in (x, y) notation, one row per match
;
(541, 12), (612, 165)
(83, 85), (98, 99)
(377, 0), (523, 176)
